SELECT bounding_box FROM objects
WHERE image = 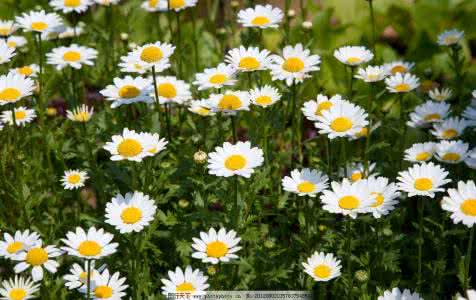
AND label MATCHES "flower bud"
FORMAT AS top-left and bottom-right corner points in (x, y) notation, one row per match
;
(194, 150), (207, 164)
